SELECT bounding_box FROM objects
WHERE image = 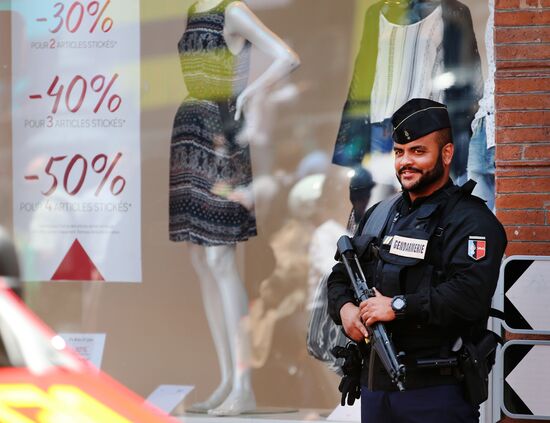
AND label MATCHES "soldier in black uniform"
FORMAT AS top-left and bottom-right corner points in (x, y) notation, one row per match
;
(327, 98), (507, 423)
